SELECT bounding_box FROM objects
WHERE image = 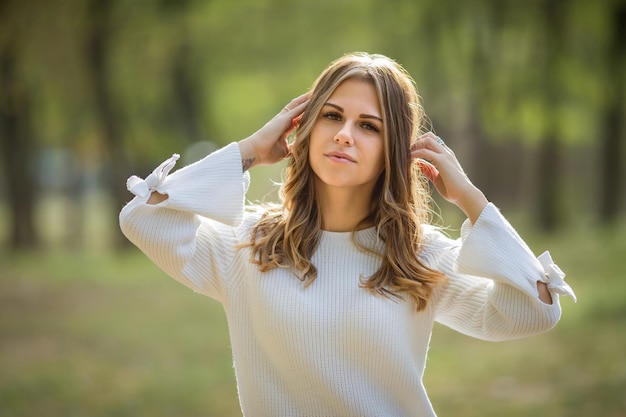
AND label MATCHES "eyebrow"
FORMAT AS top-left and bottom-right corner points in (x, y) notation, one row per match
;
(324, 102), (383, 123)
